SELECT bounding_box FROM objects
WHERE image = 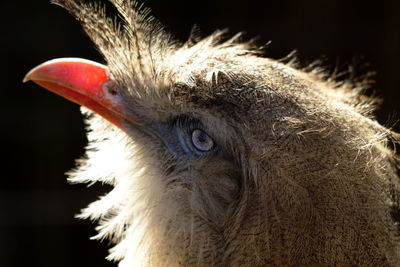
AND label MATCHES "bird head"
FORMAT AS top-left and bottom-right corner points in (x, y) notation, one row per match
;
(24, 0), (400, 266)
